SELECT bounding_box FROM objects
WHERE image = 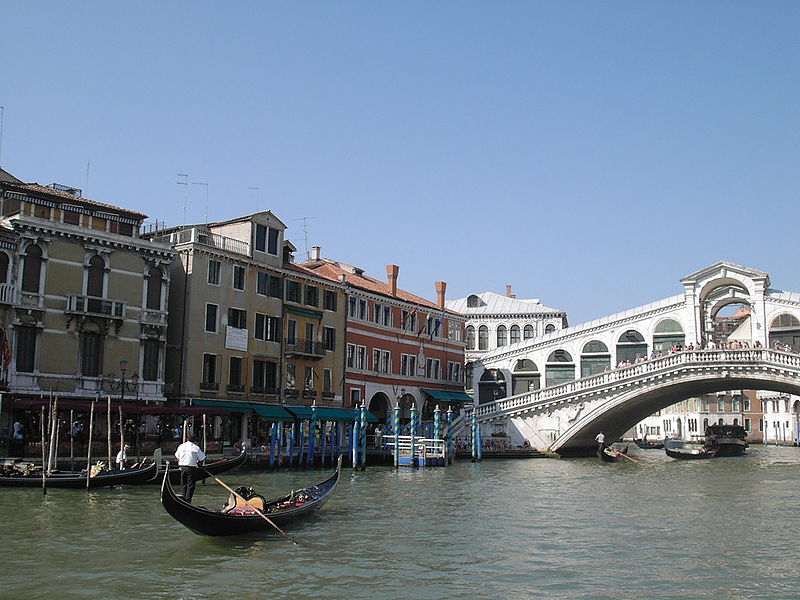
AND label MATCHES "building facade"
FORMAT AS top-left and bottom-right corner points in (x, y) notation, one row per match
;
(445, 287), (567, 403)
(302, 250), (469, 426)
